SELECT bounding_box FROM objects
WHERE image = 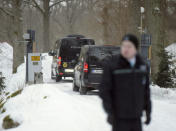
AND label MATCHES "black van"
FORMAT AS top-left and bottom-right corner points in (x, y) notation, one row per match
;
(73, 45), (120, 95)
(55, 36), (95, 82)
